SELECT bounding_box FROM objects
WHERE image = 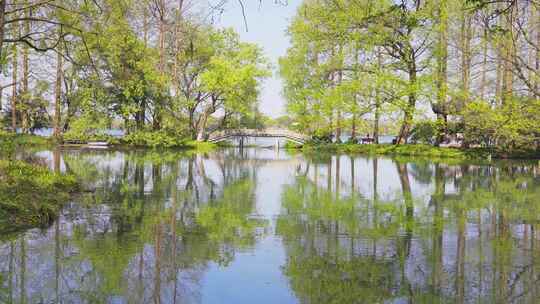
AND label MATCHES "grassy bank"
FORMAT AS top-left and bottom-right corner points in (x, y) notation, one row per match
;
(114, 137), (217, 151)
(296, 143), (539, 160)
(0, 160), (78, 233)
(62, 130), (219, 151)
(0, 131), (54, 153)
